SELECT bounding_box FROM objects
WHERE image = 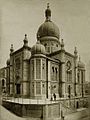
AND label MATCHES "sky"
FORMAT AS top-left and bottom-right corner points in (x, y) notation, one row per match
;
(0, 0), (90, 81)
